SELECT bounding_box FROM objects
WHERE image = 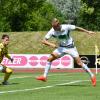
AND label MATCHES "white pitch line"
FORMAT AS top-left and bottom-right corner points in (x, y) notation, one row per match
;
(0, 80), (89, 94)
(0, 76), (33, 81)
(10, 76), (33, 79)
